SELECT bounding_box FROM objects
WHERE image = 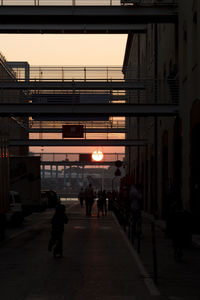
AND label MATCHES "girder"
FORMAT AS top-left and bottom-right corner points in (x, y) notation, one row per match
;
(0, 6), (178, 34)
(0, 81), (144, 90)
(0, 23), (147, 34)
(8, 139), (147, 147)
(29, 128), (126, 133)
(0, 103), (179, 117)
